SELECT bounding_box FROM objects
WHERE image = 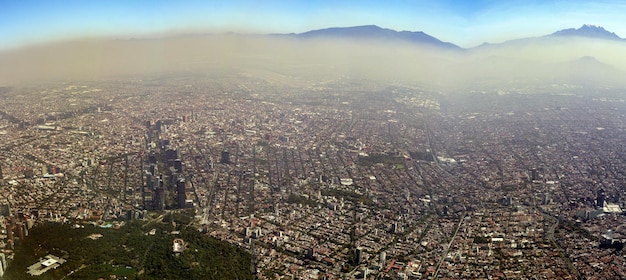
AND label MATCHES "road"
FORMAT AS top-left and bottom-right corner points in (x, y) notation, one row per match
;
(433, 212), (466, 279)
